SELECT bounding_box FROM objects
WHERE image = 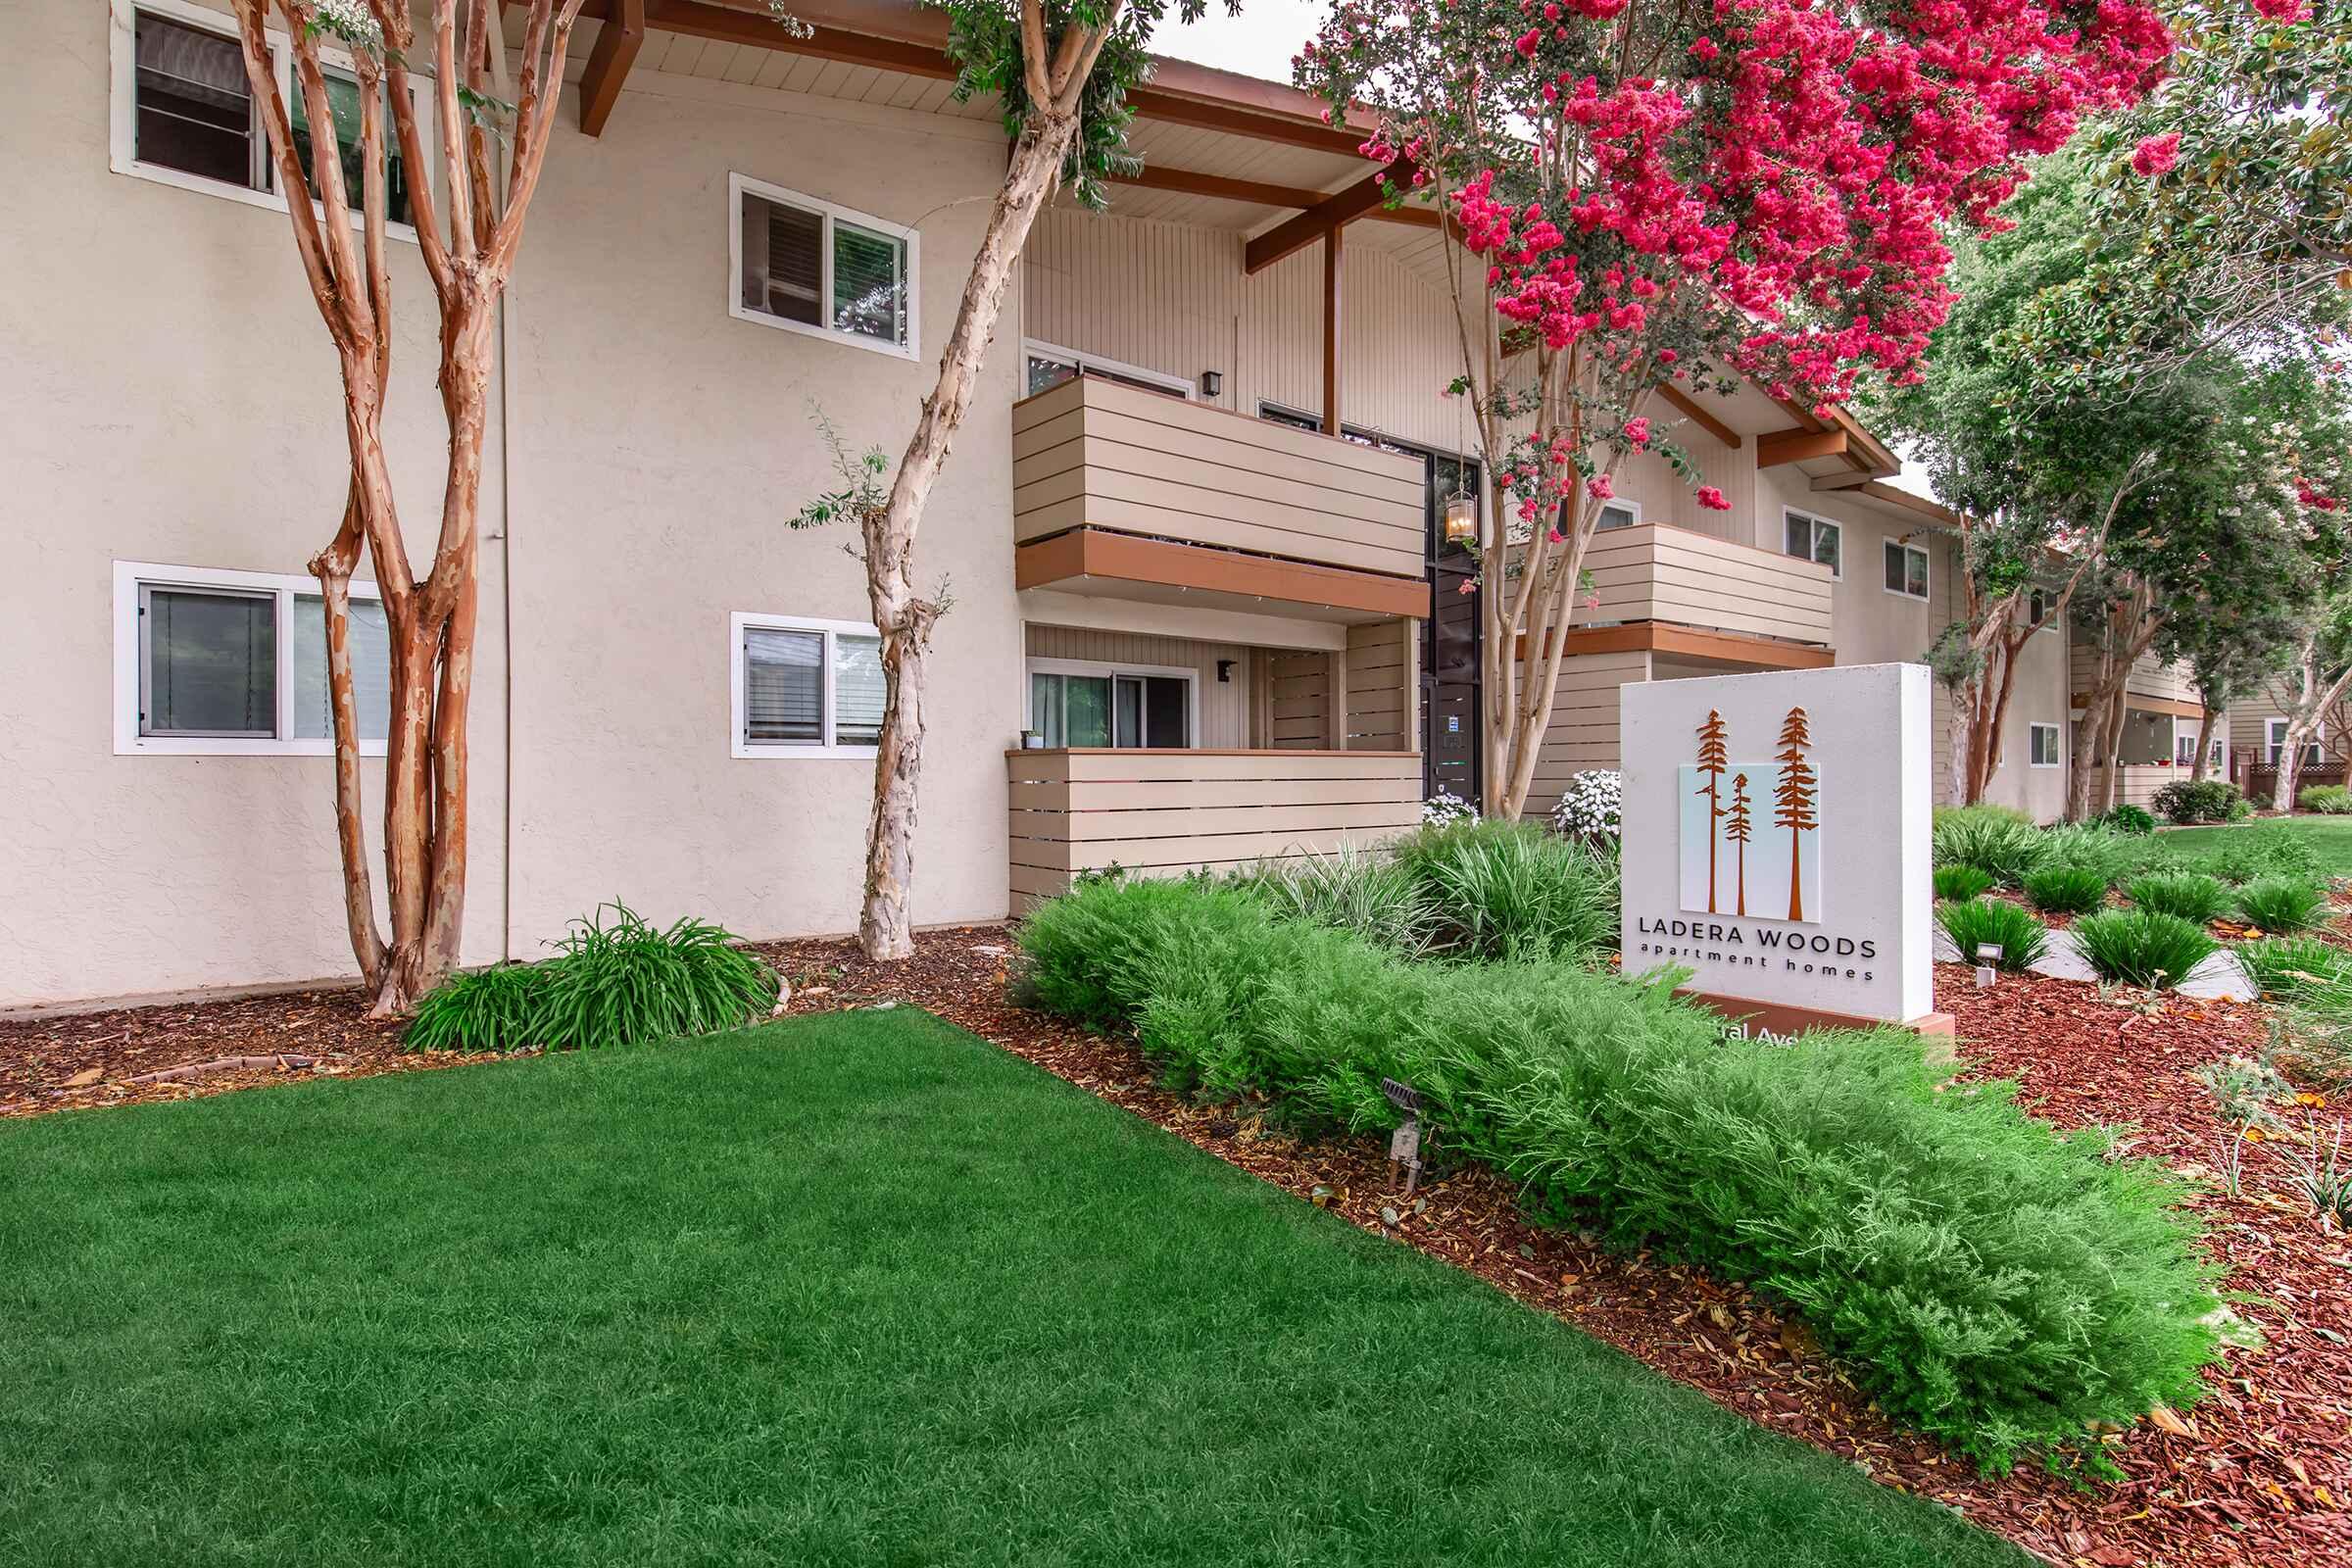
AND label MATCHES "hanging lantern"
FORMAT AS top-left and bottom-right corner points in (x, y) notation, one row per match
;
(1444, 492), (1477, 544)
